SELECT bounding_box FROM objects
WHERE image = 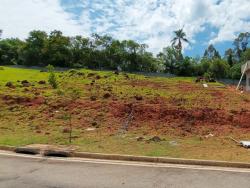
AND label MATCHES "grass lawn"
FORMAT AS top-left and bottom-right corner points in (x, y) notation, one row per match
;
(0, 66), (250, 162)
